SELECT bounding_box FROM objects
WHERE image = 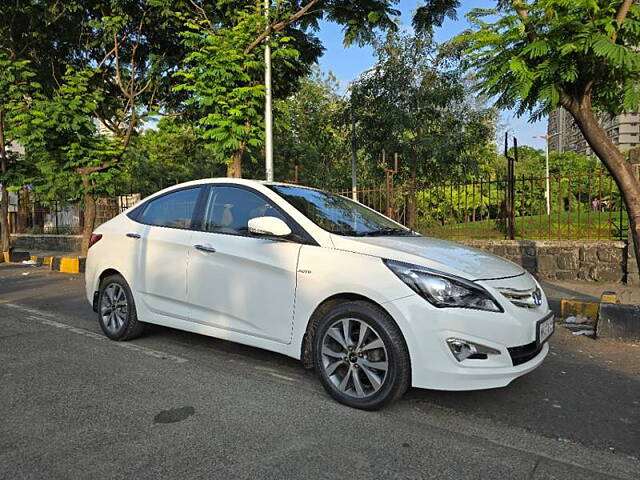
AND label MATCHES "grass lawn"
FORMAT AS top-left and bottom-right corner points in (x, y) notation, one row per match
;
(420, 210), (629, 241)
